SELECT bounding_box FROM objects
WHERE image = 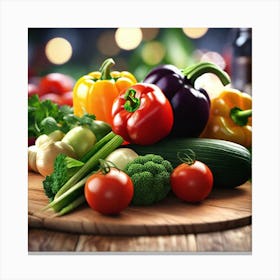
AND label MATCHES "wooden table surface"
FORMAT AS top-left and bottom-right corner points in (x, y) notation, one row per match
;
(28, 225), (251, 252)
(28, 172), (252, 253)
